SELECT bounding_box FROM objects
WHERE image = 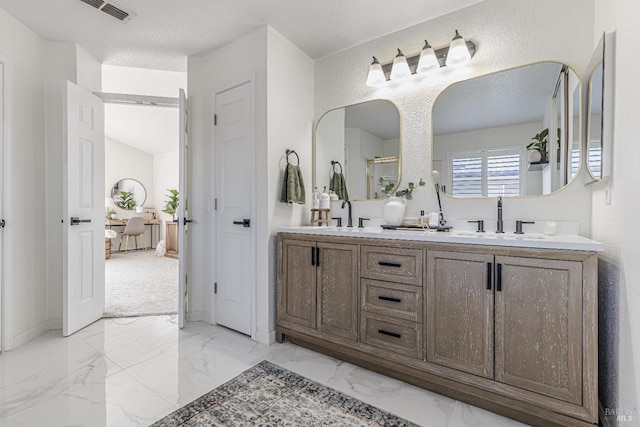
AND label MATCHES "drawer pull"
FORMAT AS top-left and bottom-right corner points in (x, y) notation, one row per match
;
(378, 295), (402, 303)
(378, 329), (401, 339)
(378, 261), (402, 268)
